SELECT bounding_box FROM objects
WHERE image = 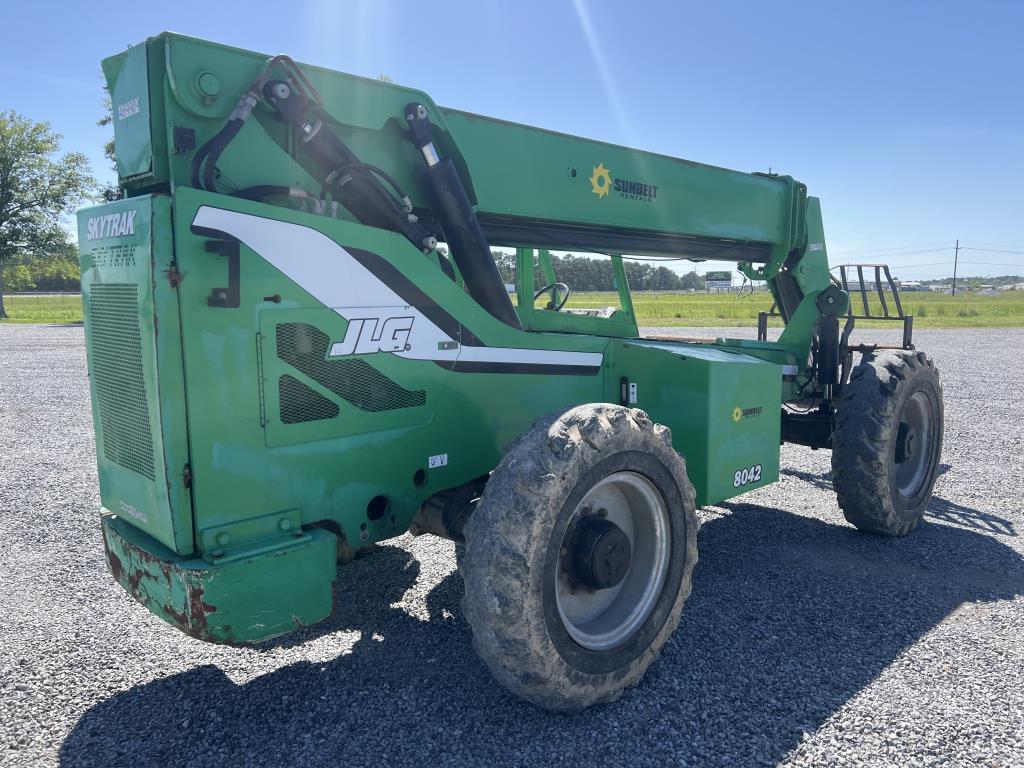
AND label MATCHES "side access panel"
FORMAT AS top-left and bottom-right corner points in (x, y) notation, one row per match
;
(167, 187), (610, 553)
(169, 188), (458, 551)
(78, 195), (195, 554)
